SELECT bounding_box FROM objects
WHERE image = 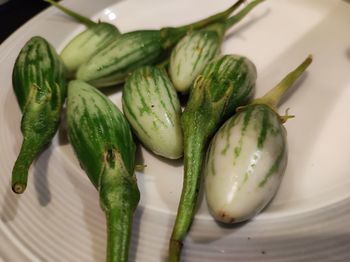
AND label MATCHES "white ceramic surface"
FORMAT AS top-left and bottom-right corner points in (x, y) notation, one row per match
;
(1, 0), (350, 261)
